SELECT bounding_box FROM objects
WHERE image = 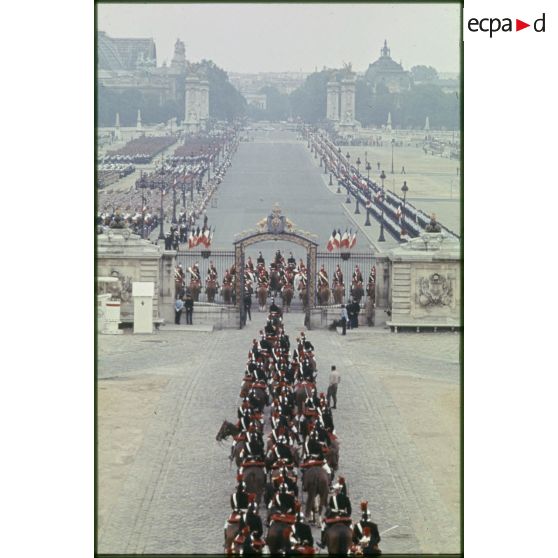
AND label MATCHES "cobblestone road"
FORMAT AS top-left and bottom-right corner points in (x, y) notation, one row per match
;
(97, 313), (460, 554)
